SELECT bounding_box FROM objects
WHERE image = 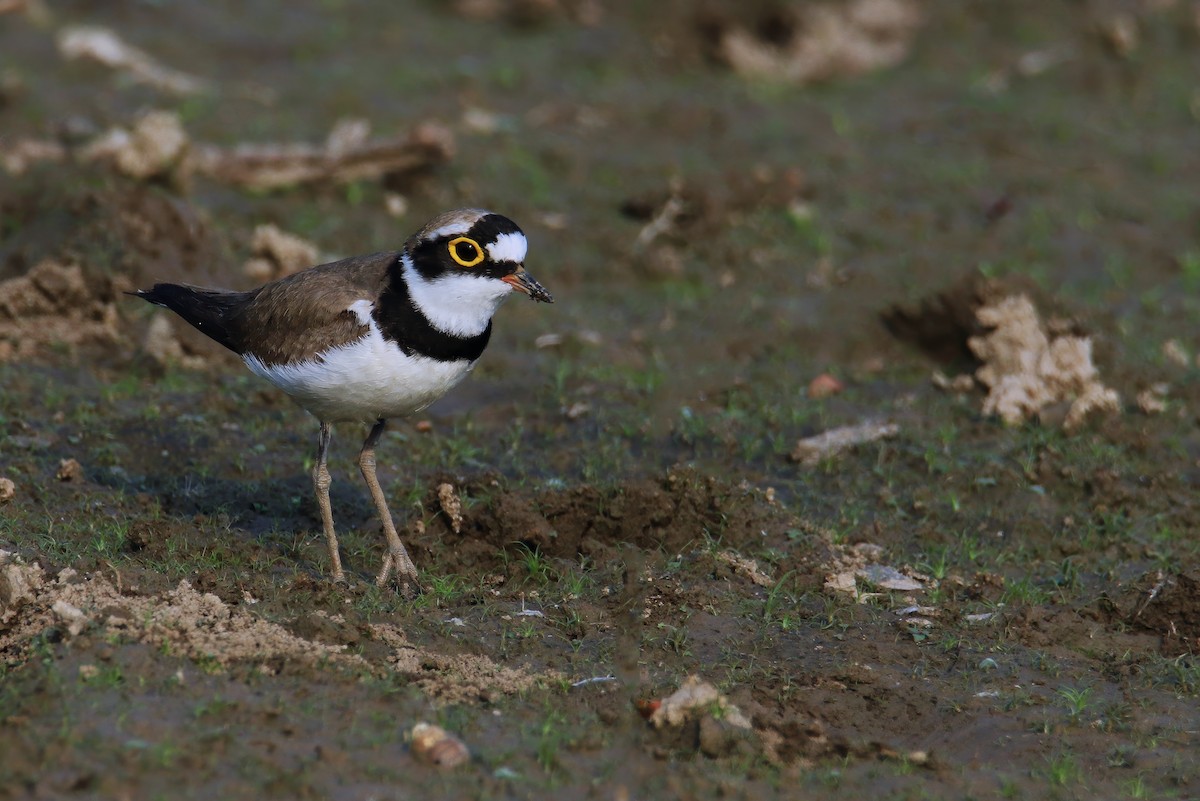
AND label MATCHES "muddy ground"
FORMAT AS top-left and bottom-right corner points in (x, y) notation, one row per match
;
(3, 1), (1200, 798)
